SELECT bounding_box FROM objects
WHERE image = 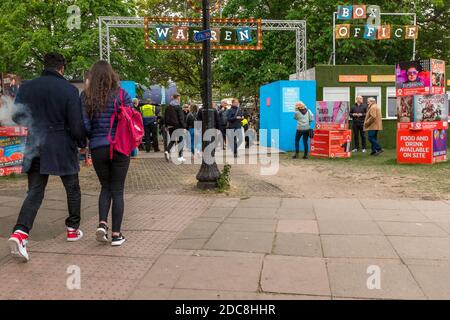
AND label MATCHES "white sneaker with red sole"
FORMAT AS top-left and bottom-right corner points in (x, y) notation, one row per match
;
(67, 228), (83, 242)
(8, 230), (30, 262)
